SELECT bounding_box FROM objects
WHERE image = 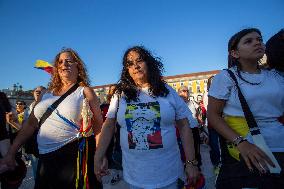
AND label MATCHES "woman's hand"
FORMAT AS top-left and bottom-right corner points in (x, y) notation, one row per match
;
(185, 164), (200, 186)
(94, 156), (109, 181)
(0, 153), (17, 174)
(237, 141), (275, 173)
